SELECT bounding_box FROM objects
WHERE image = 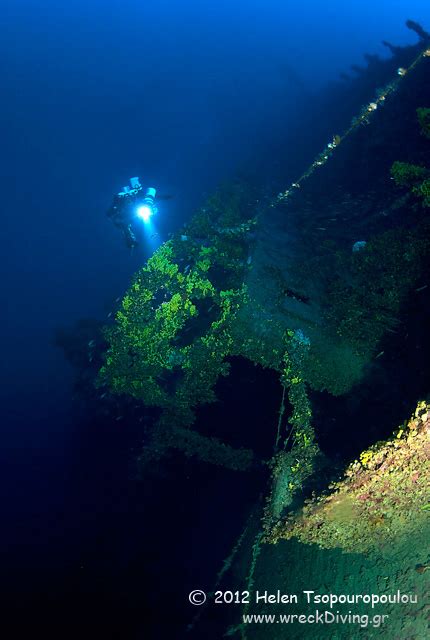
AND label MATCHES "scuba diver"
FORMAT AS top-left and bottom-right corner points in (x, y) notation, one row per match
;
(107, 177), (158, 248)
